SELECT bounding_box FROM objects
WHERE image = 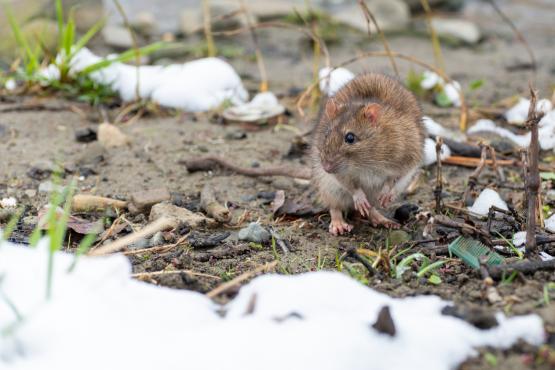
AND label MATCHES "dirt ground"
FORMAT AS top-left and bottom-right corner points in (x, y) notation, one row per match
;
(1, 1), (555, 369)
